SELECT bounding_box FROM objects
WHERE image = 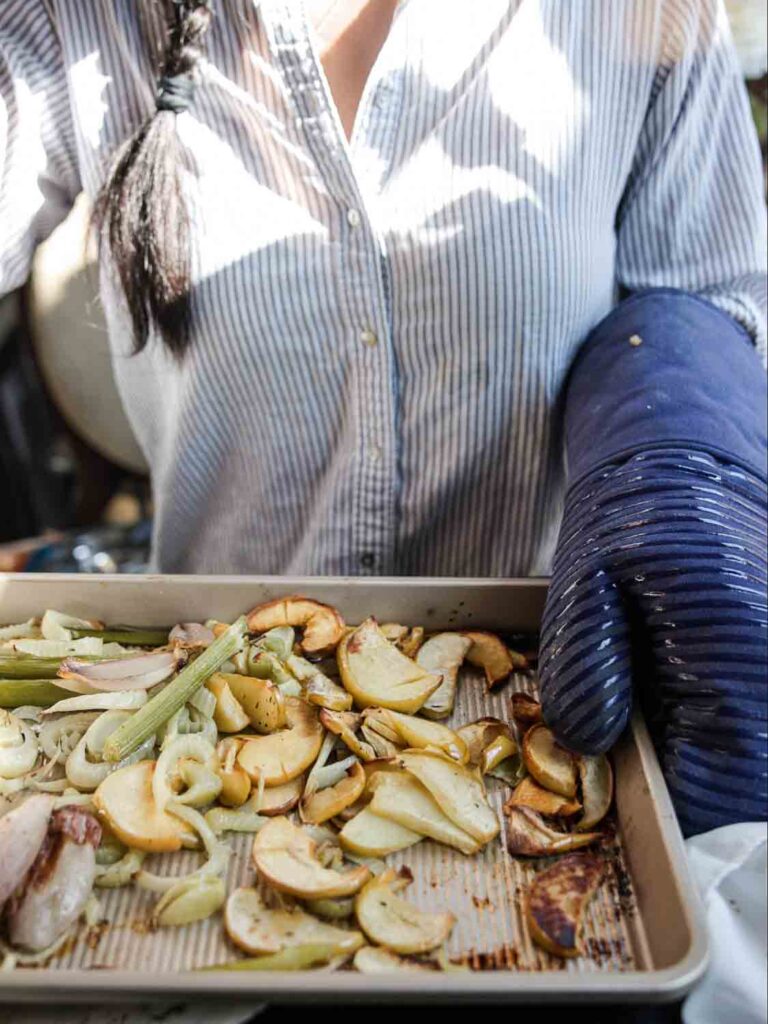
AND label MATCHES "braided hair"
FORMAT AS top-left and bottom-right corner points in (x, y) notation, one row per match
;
(94, 2), (214, 358)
